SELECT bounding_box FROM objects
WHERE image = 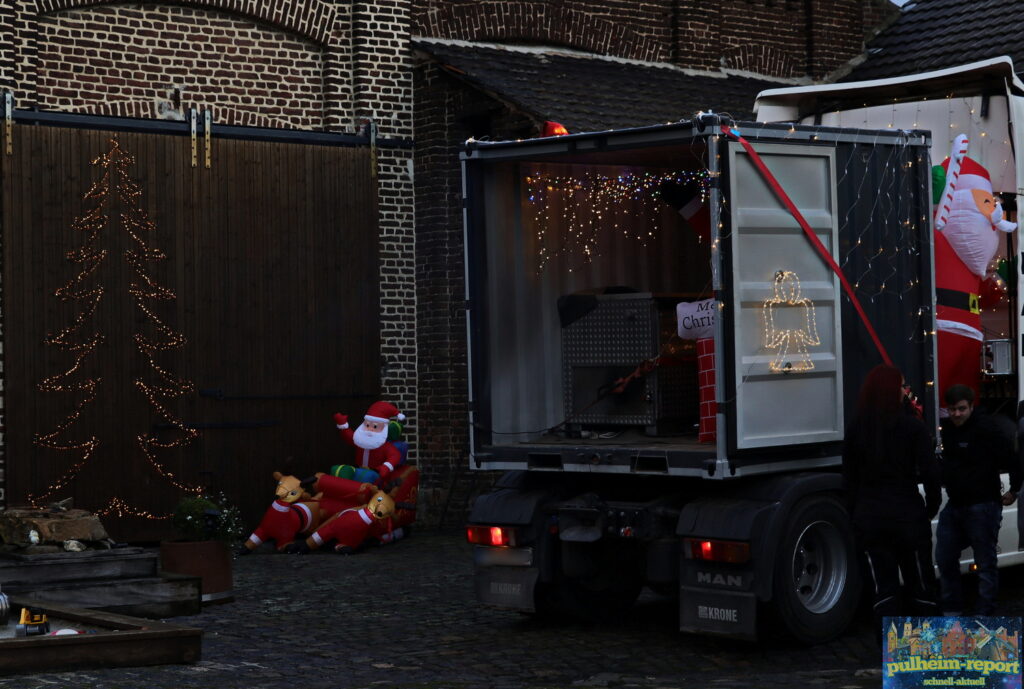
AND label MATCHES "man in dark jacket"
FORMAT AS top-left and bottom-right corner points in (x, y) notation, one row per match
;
(843, 368), (941, 637)
(937, 384), (1021, 615)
